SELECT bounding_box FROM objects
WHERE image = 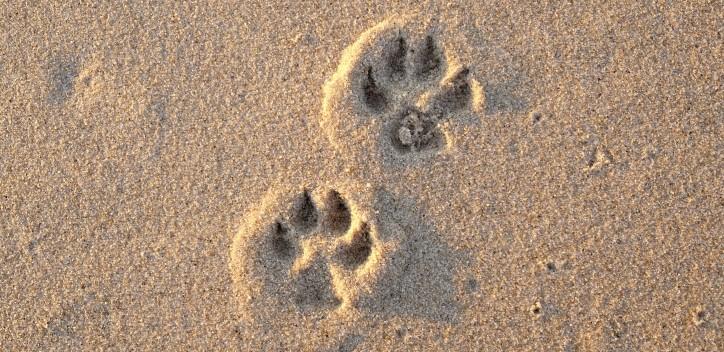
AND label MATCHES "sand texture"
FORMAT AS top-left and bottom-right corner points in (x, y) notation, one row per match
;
(1, 1), (722, 351)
